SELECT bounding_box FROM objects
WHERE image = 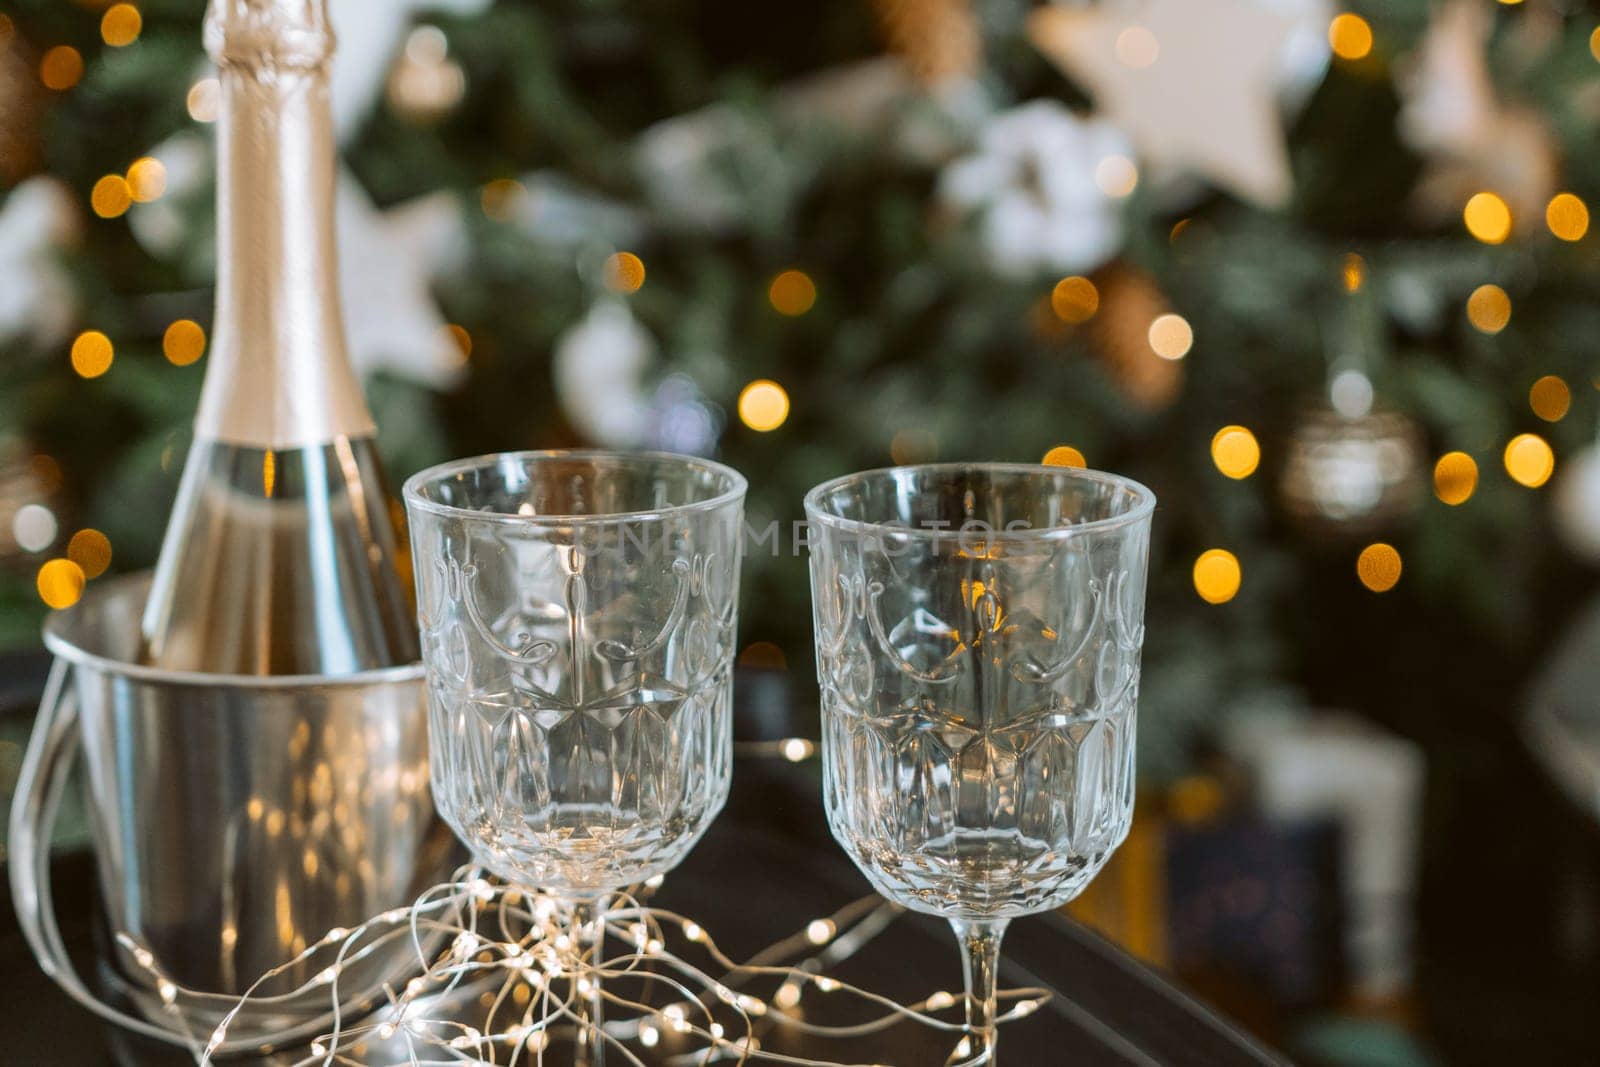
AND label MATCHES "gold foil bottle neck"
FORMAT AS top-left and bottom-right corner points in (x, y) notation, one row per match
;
(196, 0), (374, 449)
(203, 0), (334, 74)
